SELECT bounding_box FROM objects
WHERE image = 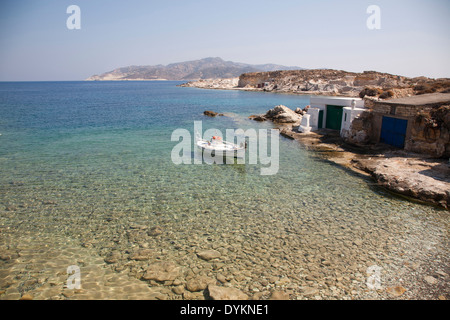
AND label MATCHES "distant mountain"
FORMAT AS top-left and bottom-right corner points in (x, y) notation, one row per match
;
(86, 57), (304, 81)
